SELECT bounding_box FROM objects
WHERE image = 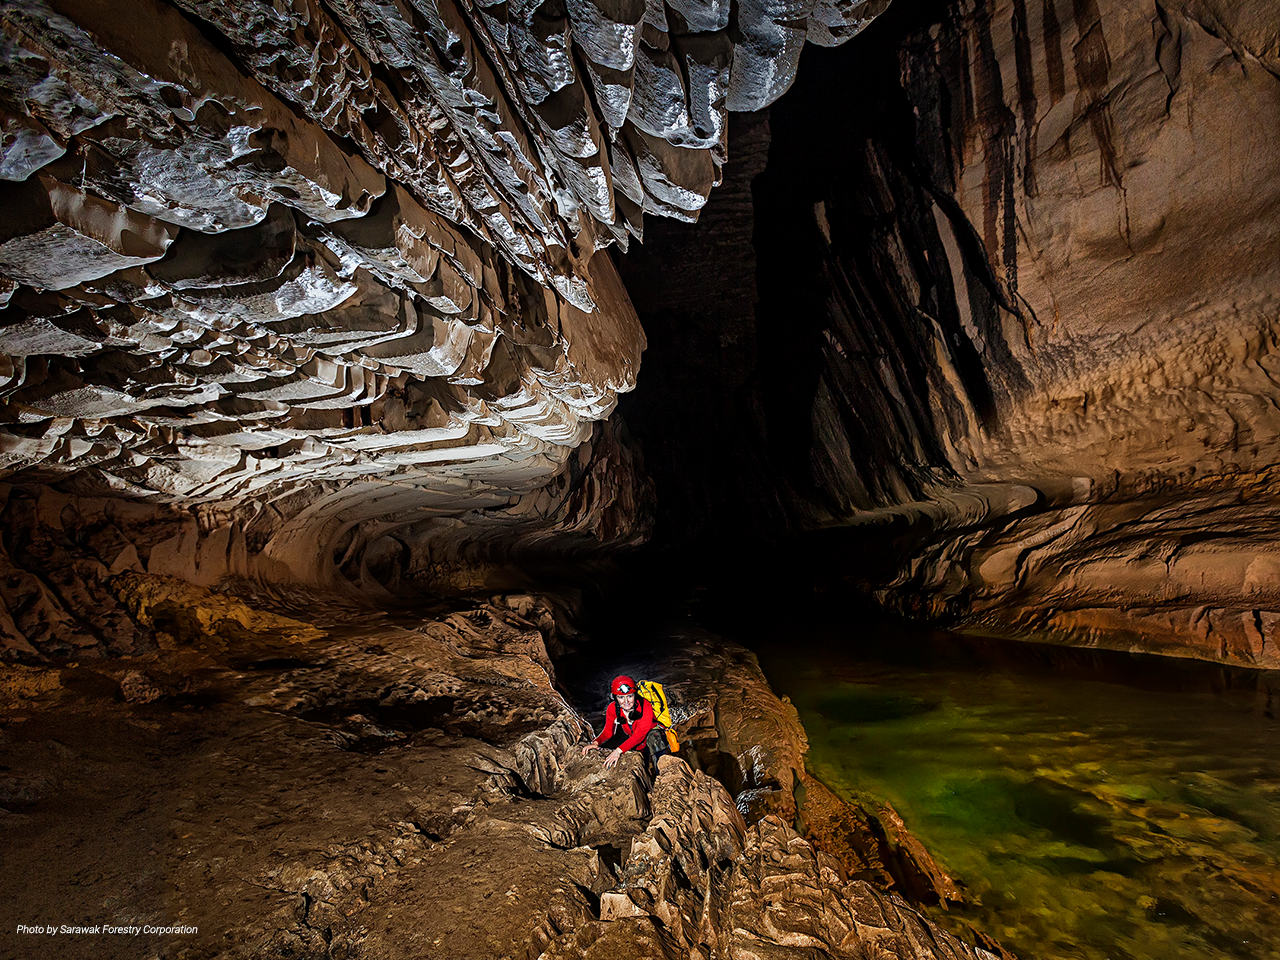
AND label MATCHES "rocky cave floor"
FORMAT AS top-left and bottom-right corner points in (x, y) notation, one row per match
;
(0, 576), (999, 960)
